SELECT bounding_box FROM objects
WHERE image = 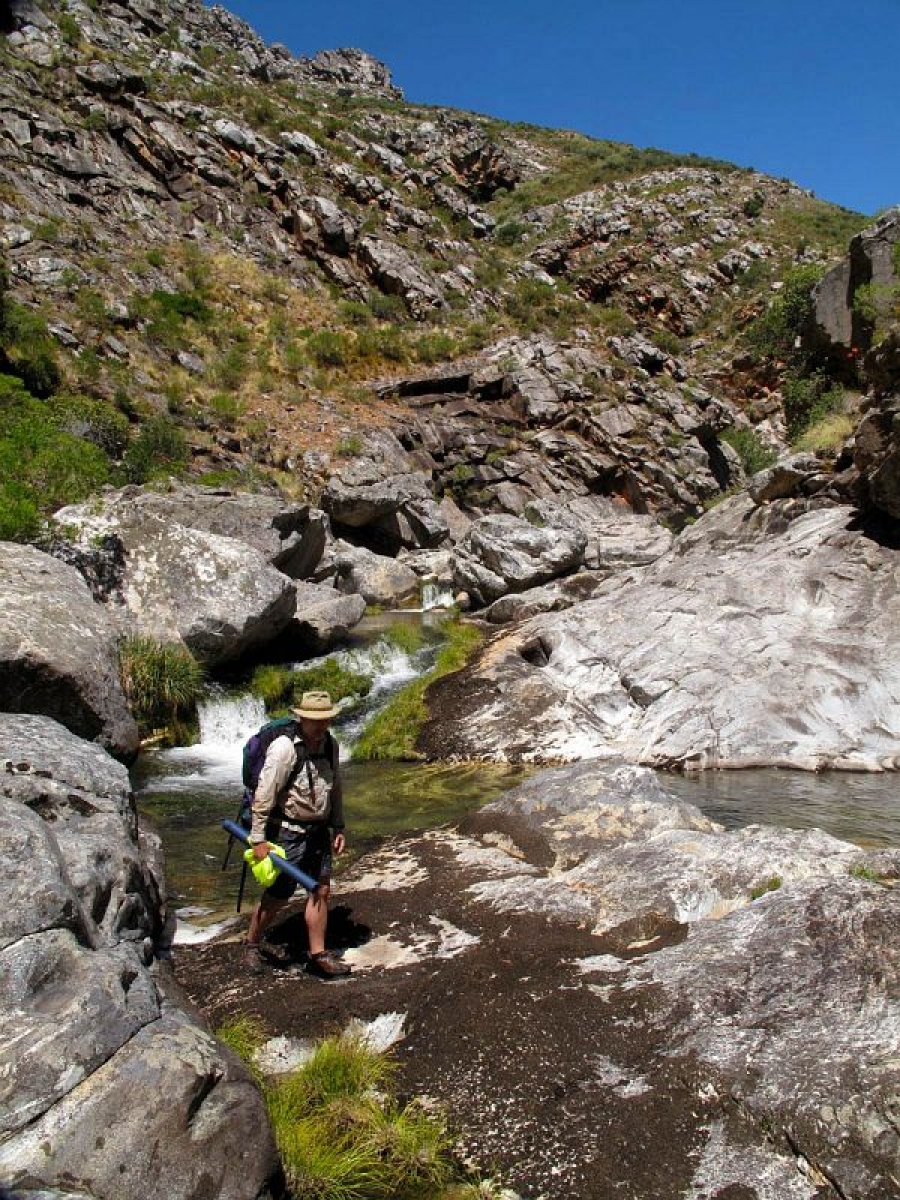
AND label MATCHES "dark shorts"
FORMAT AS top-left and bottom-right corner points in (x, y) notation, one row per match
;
(265, 822), (332, 900)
